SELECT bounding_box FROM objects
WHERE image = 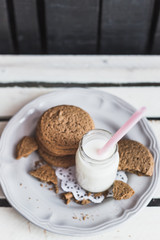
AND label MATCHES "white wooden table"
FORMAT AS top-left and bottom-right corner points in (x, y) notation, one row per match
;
(0, 55), (160, 239)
